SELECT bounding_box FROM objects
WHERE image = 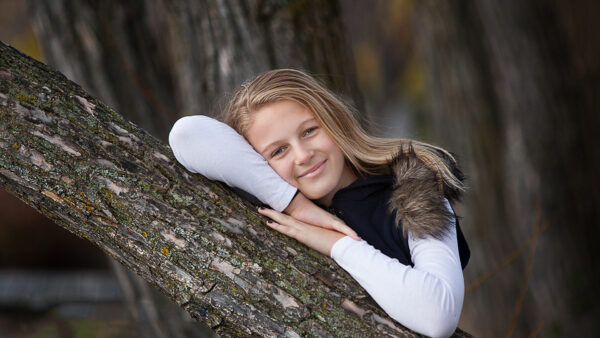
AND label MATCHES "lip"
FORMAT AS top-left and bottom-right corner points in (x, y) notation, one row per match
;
(299, 160), (326, 179)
